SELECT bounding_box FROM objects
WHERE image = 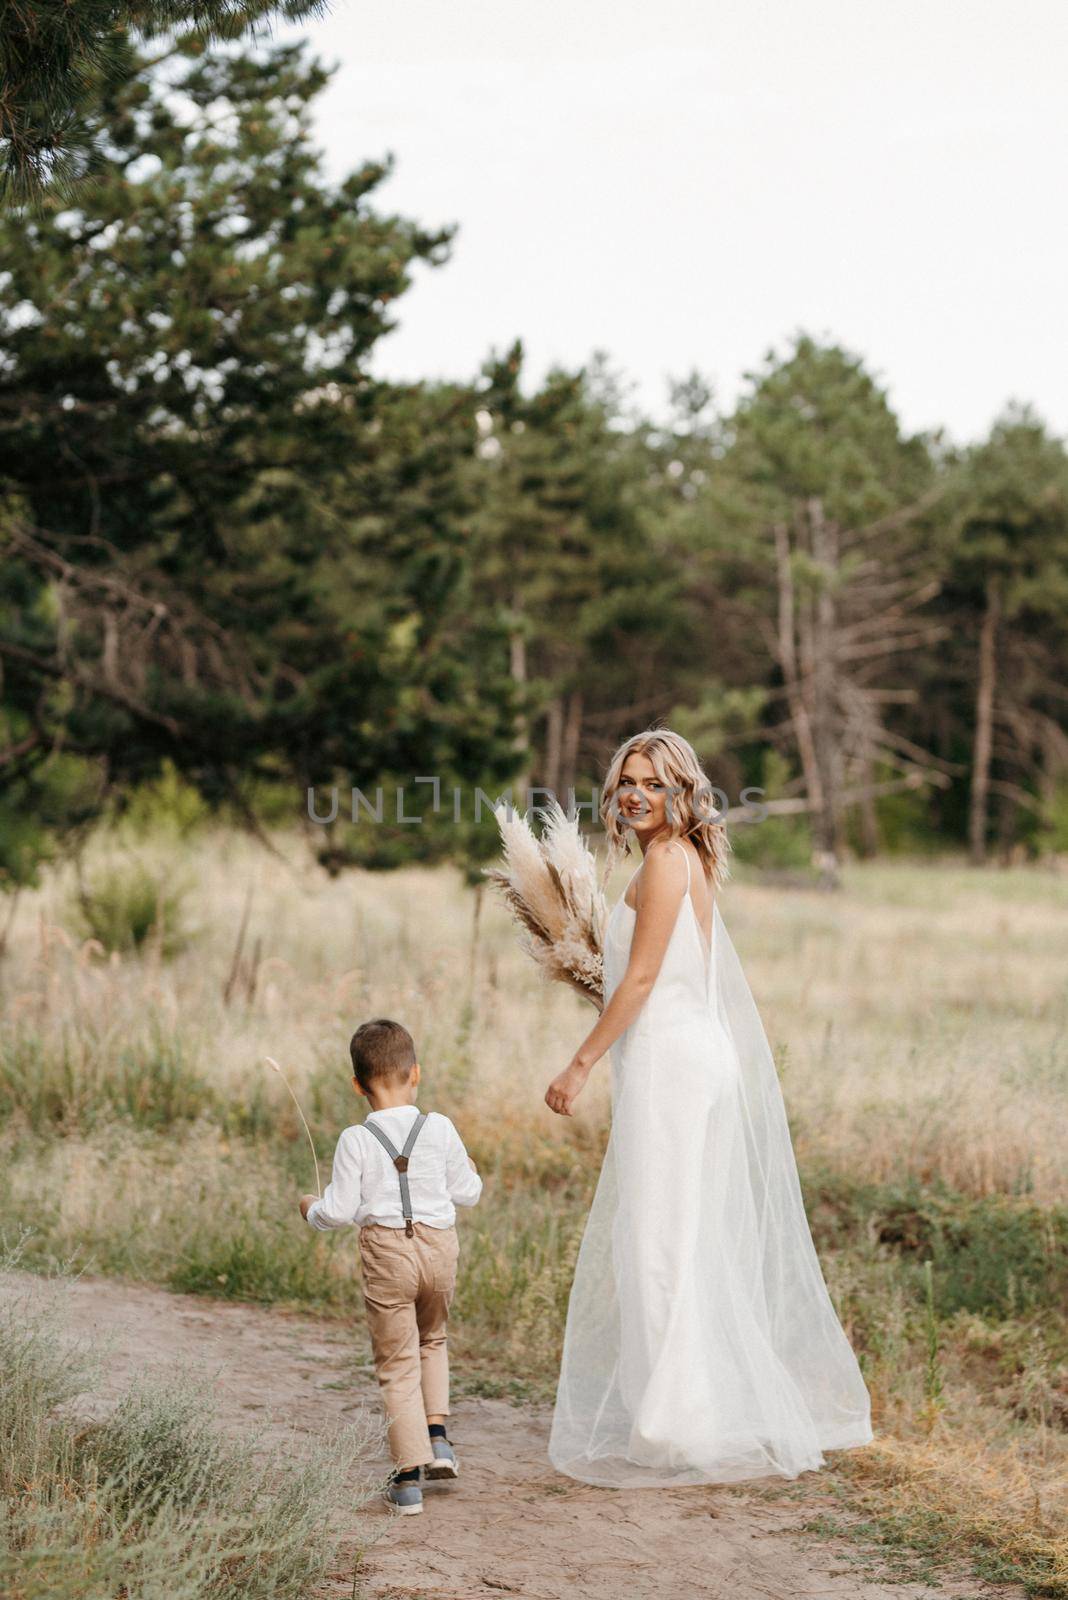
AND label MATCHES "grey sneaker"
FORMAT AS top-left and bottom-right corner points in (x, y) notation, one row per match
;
(423, 1436), (459, 1480)
(384, 1473), (423, 1514)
